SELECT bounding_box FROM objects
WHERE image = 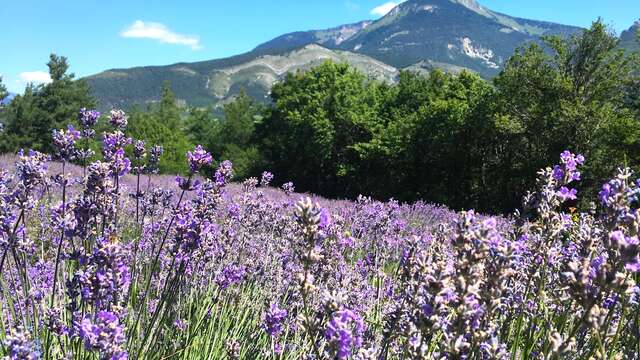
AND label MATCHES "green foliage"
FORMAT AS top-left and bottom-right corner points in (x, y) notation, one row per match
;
(185, 106), (219, 148)
(0, 54), (96, 153)
(257, 62), (383, 195)
(3, 20), (639, 214)
(127, 85), (193, 174)
(202, 89), (263, 179)
(493, 20), (640, 209)
(256, 21), (640, 213)
(0, 75), (7, 105)
(158, 81), (182, 129)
